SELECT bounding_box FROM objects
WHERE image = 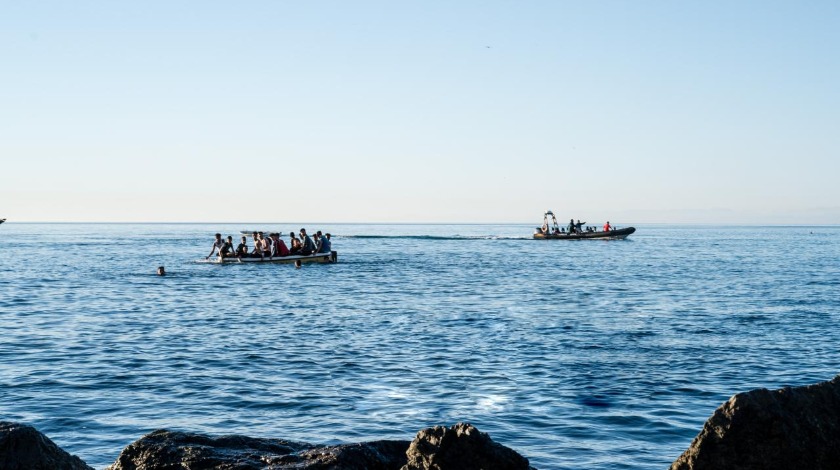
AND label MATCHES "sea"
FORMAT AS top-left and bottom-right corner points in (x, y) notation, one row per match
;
(1, 223), (838, 469)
